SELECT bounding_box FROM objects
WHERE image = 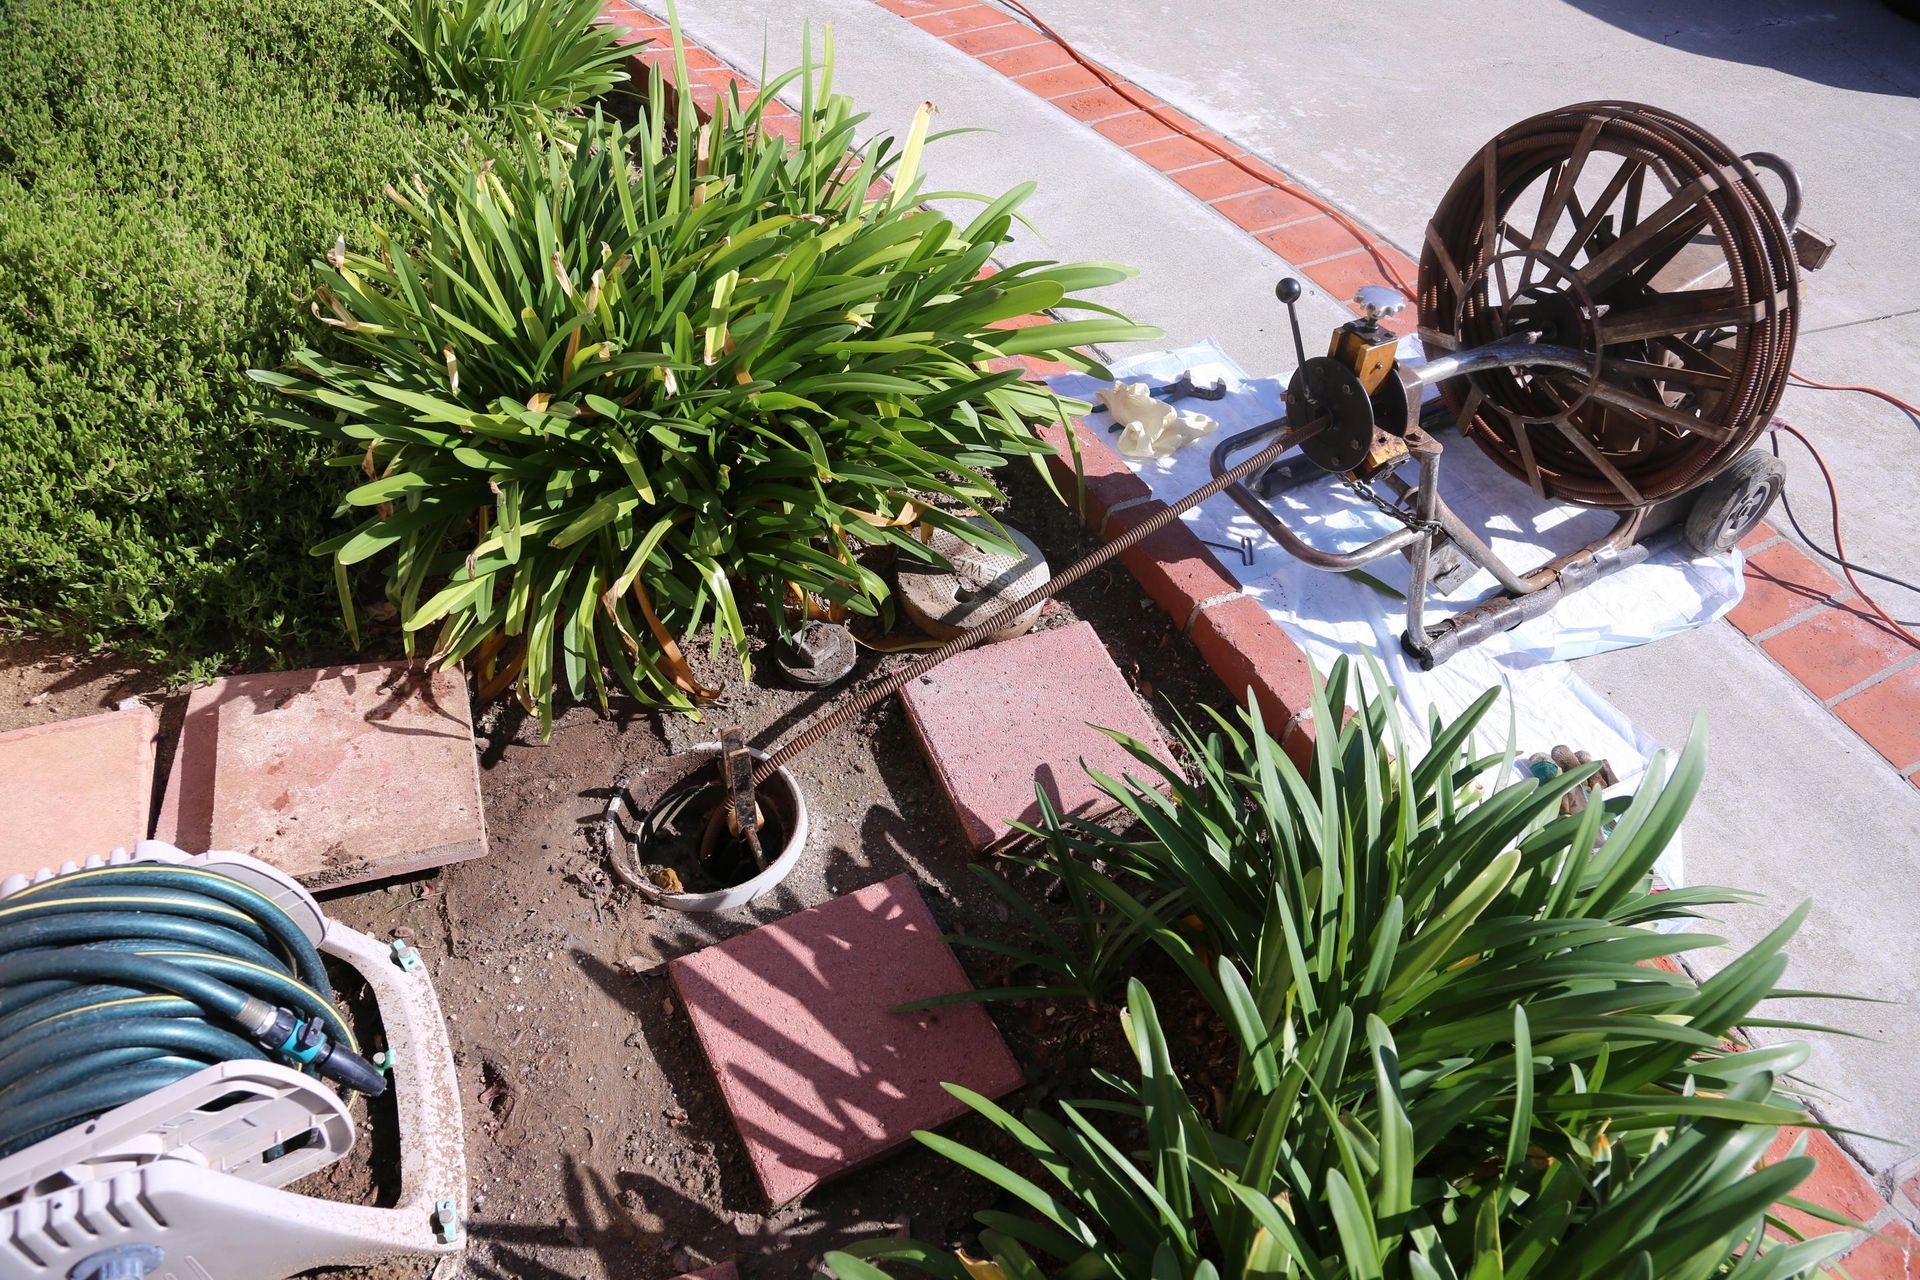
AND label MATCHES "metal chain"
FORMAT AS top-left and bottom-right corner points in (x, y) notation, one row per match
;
(1344, 474), (1444, 535)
